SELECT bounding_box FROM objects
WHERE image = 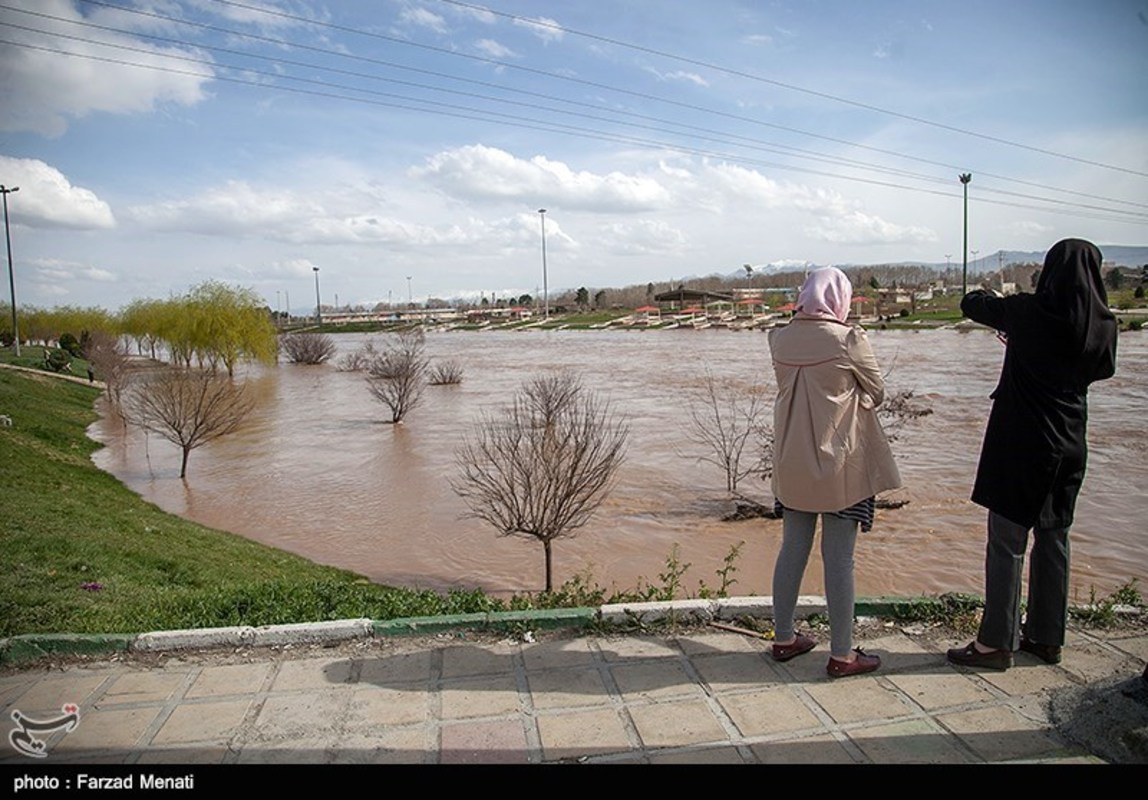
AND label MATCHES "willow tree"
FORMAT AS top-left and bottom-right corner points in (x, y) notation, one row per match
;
(18, 305), (116, 348)
(184, 281), (277, 375)
(452, 372), (628, 593)
(121, 282), (276, 374)
(118, 298), (167, 359)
